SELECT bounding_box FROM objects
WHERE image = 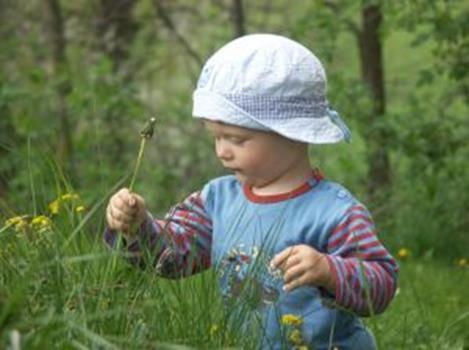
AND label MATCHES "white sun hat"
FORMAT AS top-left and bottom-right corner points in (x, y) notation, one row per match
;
(192, 33), (351, 144)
